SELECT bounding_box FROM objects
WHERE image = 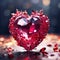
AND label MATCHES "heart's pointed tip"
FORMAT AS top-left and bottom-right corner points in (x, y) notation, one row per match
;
(24, 47), (33, 51)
